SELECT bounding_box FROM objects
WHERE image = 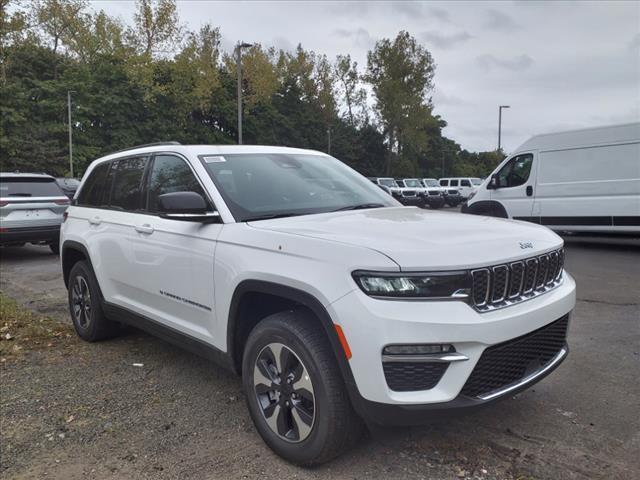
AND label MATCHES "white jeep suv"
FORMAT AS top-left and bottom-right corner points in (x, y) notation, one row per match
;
(61, 143), (576, 465)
